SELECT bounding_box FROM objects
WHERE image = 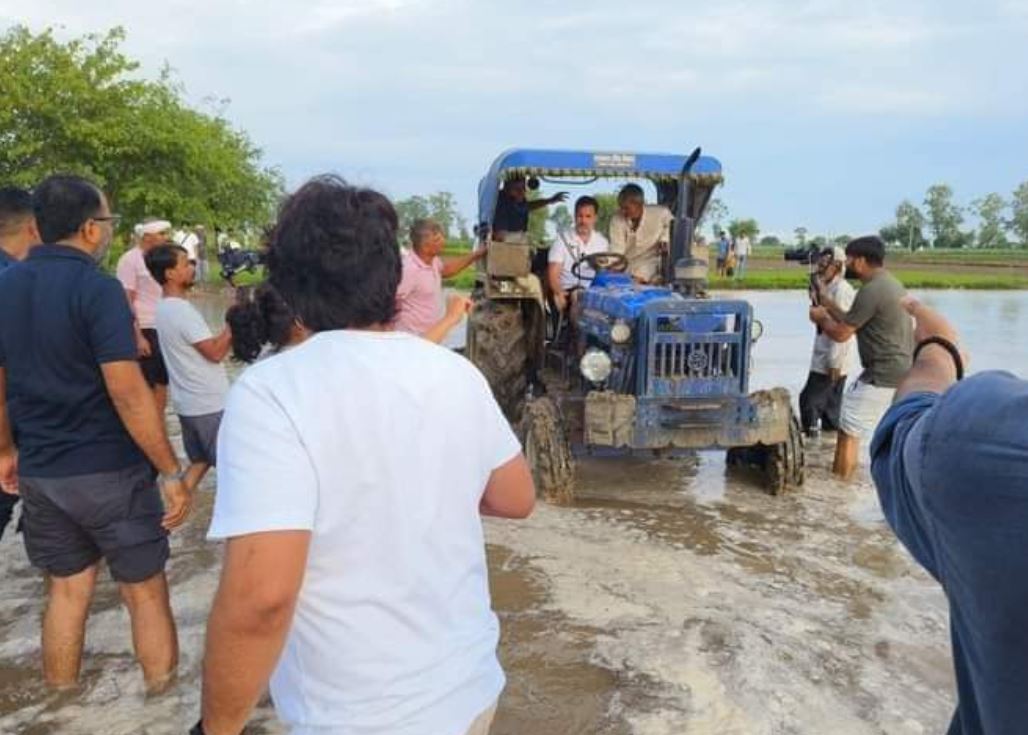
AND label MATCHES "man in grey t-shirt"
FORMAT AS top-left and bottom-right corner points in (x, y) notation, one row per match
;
(809, 236), (913, 479)
(146, 245), (232, 490)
